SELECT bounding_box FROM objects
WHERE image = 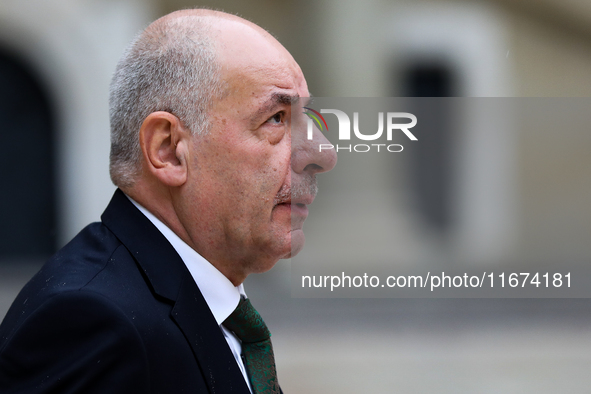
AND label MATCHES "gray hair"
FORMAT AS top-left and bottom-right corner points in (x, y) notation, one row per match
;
(109, 15), (222, 188)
